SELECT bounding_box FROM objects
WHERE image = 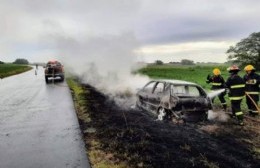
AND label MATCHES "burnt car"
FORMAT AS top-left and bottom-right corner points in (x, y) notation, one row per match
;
(44, 60), (64, 83)
(136, 79), (212, 122)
